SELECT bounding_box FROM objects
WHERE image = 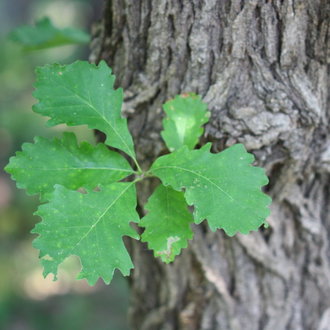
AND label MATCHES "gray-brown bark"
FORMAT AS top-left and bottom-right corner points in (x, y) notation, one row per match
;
(90, 0), (330, 329)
